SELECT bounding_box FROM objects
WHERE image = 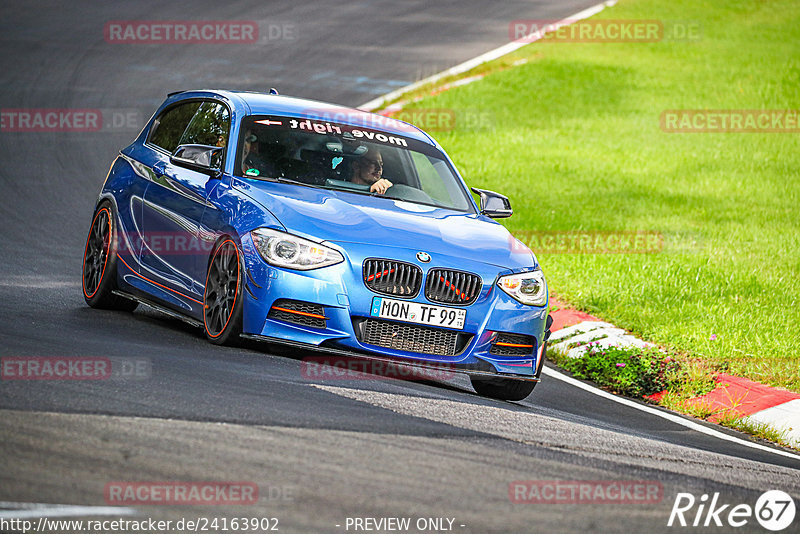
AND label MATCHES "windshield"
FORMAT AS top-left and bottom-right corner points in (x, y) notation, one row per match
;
(234, 115), (475, 212)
